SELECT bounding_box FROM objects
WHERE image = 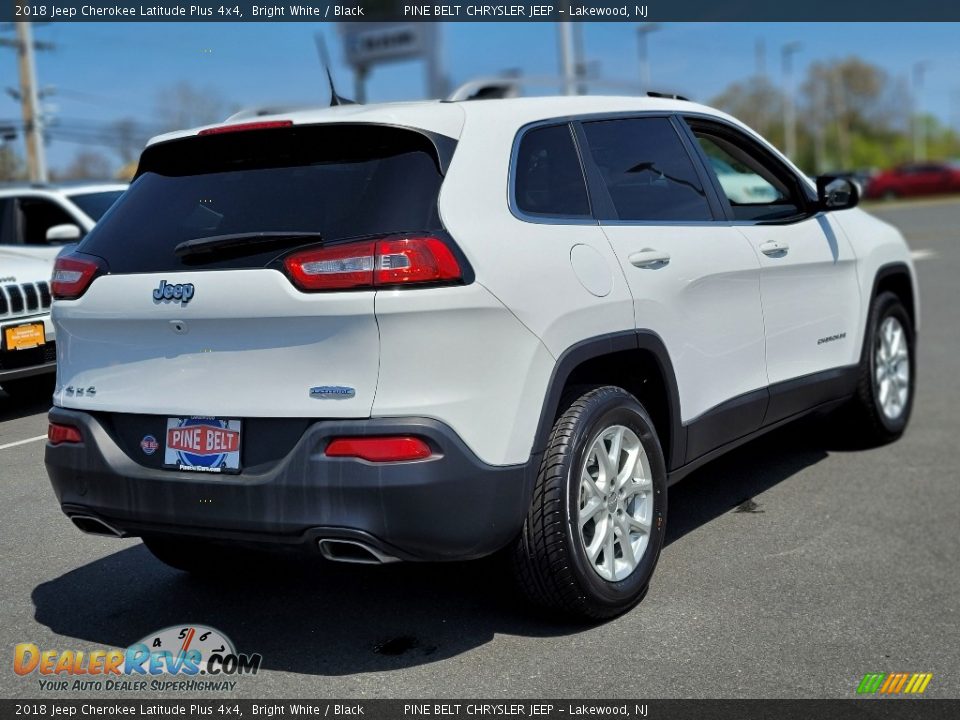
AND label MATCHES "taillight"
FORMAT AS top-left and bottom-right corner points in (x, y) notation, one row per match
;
(52, 254), (105, 300)
(286, 241), (377, 291)
(284, 236), (462, 292)
(325, 436), (432, 462)
(198, 120), (293, 135)
(48, 423), (82, 445)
